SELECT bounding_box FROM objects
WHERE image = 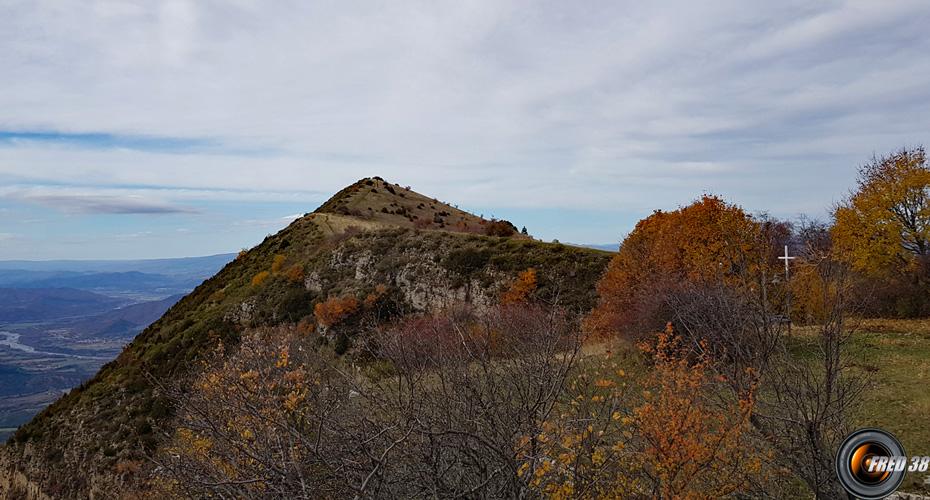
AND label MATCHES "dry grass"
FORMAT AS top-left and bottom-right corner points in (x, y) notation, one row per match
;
(316, 177), (530, 237)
